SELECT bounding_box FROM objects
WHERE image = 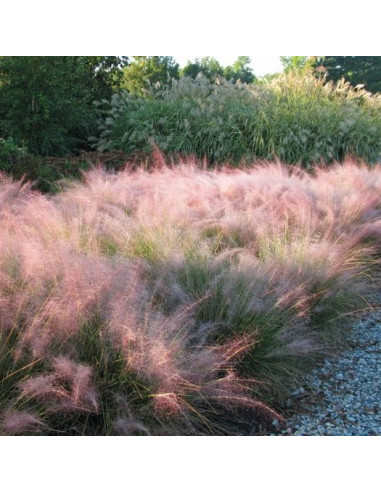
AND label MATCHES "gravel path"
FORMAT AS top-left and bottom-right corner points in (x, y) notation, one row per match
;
(271, 308), (381, 436)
